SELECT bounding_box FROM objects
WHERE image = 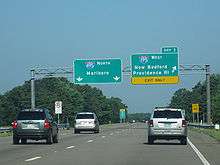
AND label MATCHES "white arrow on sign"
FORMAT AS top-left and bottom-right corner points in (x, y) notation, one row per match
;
(113, 76), (120, 81)
(172, 66), (177, 73)
(76, 77), (83, 82)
